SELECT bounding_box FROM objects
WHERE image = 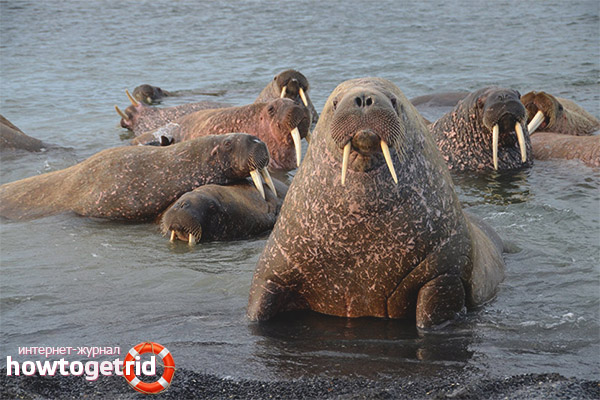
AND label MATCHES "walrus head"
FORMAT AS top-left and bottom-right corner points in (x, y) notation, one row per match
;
(133, 84), (170, 105)
(211, 133), (275, 200)
(259, 98), (311, 170)
(327, 86), (405, 185)
(115, 89), (148, 130)
(520, 91), (563, 134)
